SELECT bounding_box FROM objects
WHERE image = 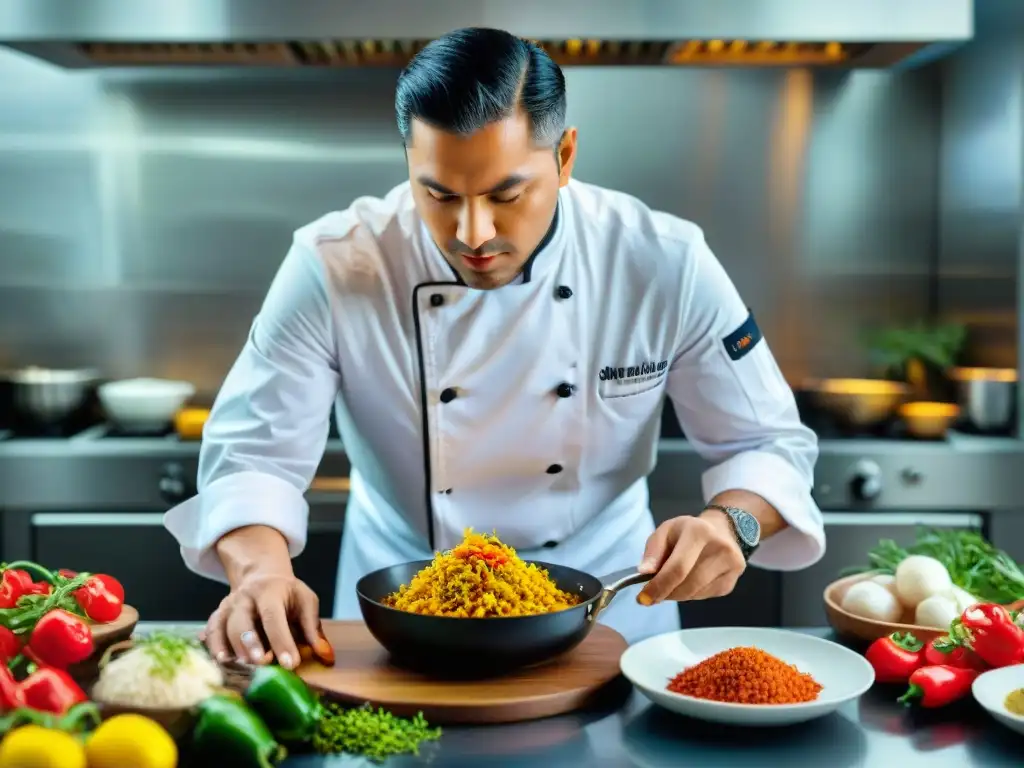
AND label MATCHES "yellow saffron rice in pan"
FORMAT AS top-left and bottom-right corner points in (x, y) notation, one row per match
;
(382, 529), (583, 618)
